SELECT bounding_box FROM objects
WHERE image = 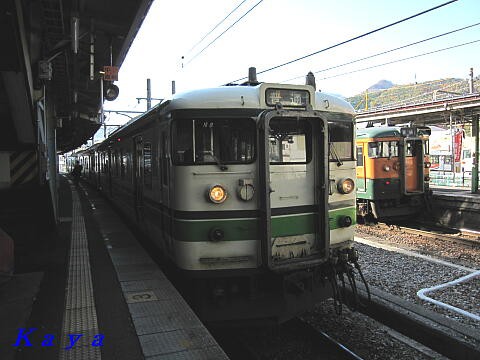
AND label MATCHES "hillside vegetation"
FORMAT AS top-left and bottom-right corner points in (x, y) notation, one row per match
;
(347, 77), (480, 111)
